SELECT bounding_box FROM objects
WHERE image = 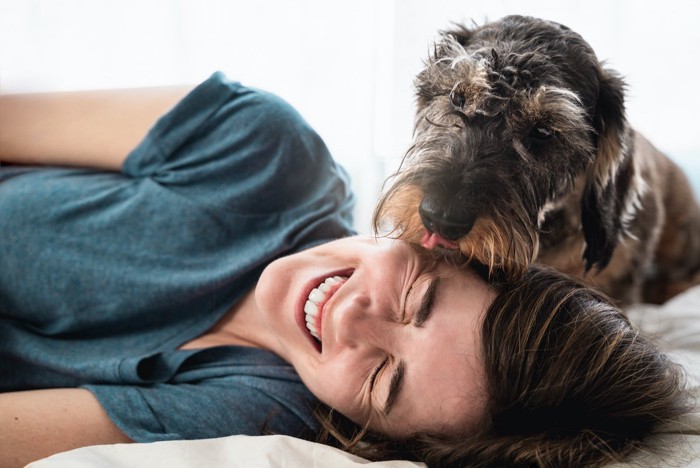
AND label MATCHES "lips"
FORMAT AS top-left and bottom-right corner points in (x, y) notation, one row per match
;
(296, 270), (352, 352)
(305, 275), (348, 341)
